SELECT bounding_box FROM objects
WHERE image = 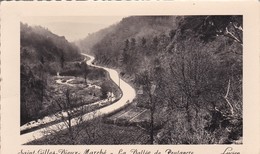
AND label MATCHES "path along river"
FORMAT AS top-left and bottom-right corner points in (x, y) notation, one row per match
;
(21, 53), (136, 144)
